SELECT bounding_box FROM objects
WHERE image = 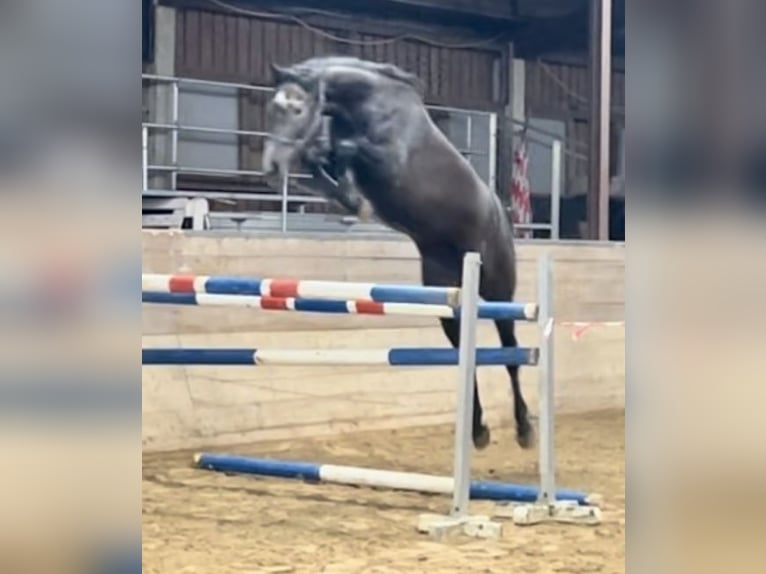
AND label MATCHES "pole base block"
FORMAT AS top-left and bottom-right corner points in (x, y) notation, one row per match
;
(417, 513), (503, 540)
(496, 500), (602, 526)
